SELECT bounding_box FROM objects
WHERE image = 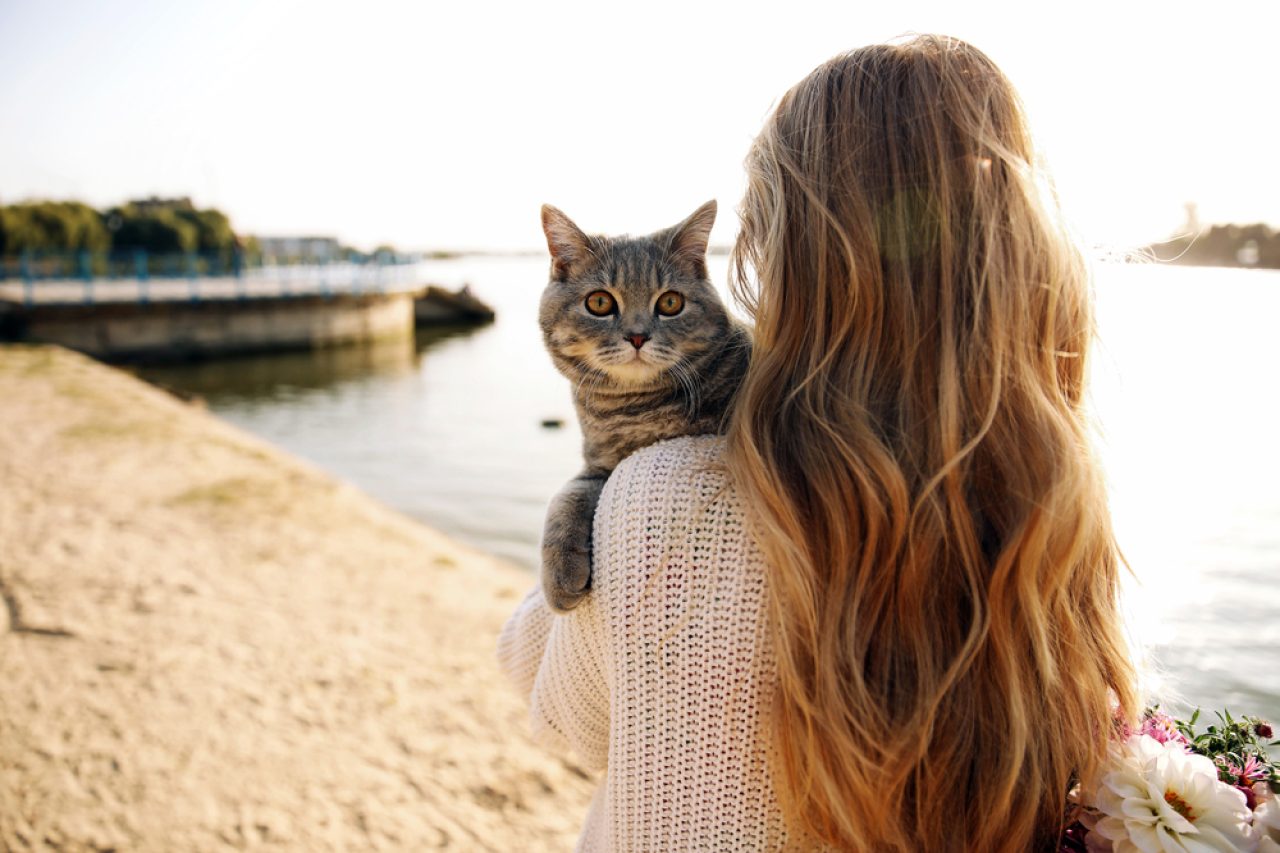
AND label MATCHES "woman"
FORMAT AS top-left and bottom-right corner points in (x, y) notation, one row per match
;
(499, 35), (1137, 851)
